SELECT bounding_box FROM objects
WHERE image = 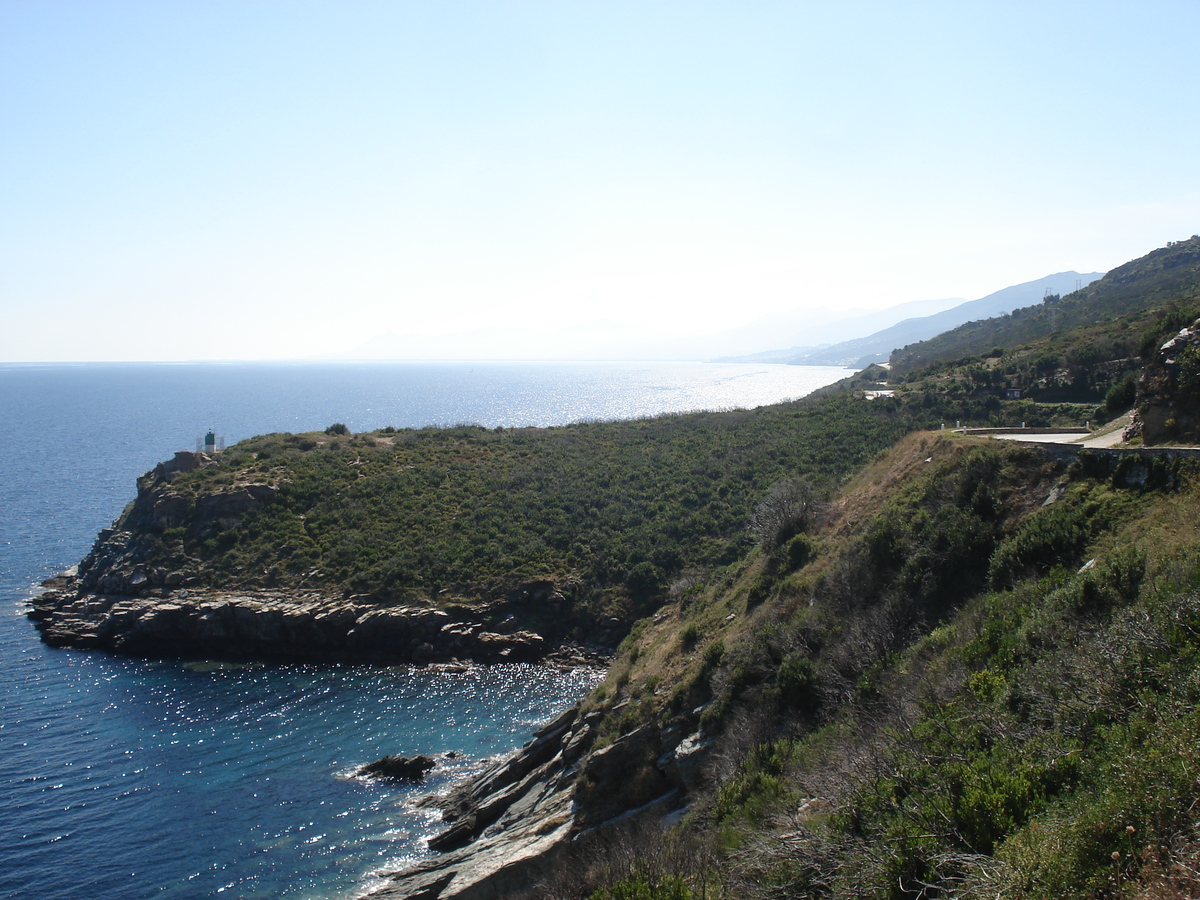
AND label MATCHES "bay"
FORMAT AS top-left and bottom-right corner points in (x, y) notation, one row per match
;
(0, 360), (850, 900)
